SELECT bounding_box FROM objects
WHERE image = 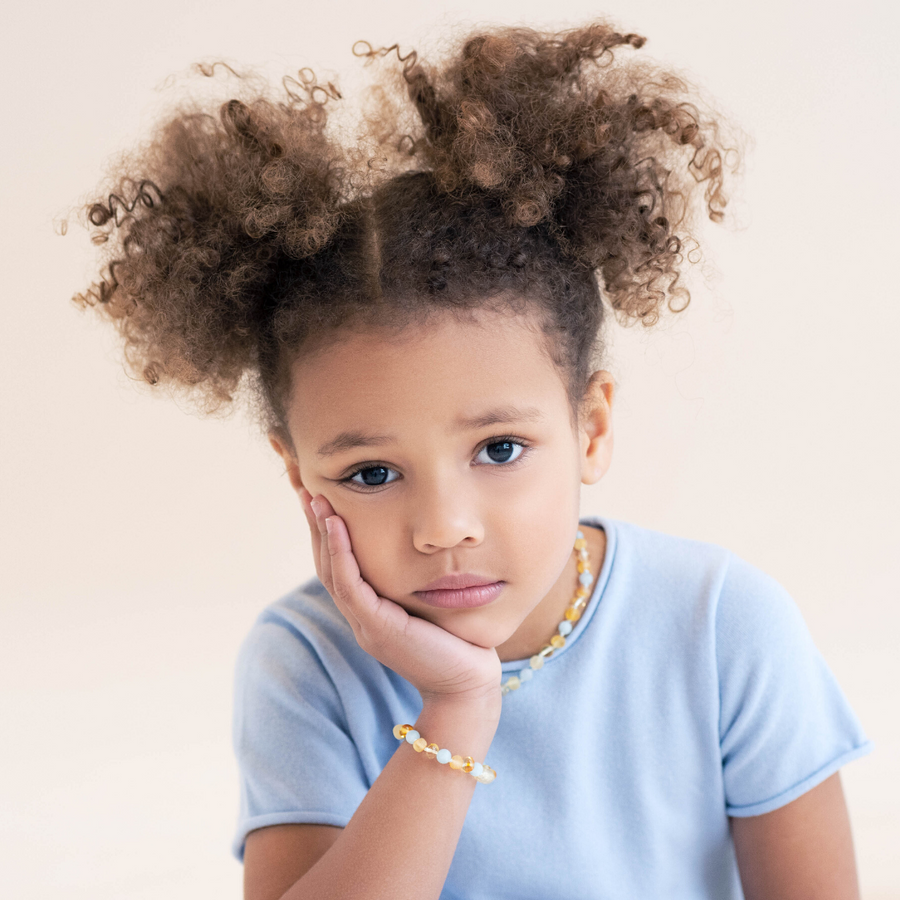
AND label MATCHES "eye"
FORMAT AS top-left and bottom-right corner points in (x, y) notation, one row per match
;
(475, 439), (526, 465)
(348, 465), (400, 488)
